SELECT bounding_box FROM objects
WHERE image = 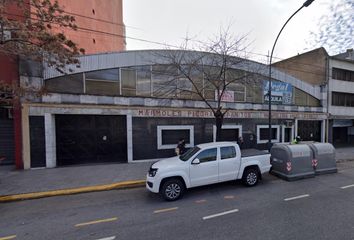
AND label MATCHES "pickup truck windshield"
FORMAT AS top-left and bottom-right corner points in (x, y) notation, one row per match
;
(180, 146), (200, 161)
